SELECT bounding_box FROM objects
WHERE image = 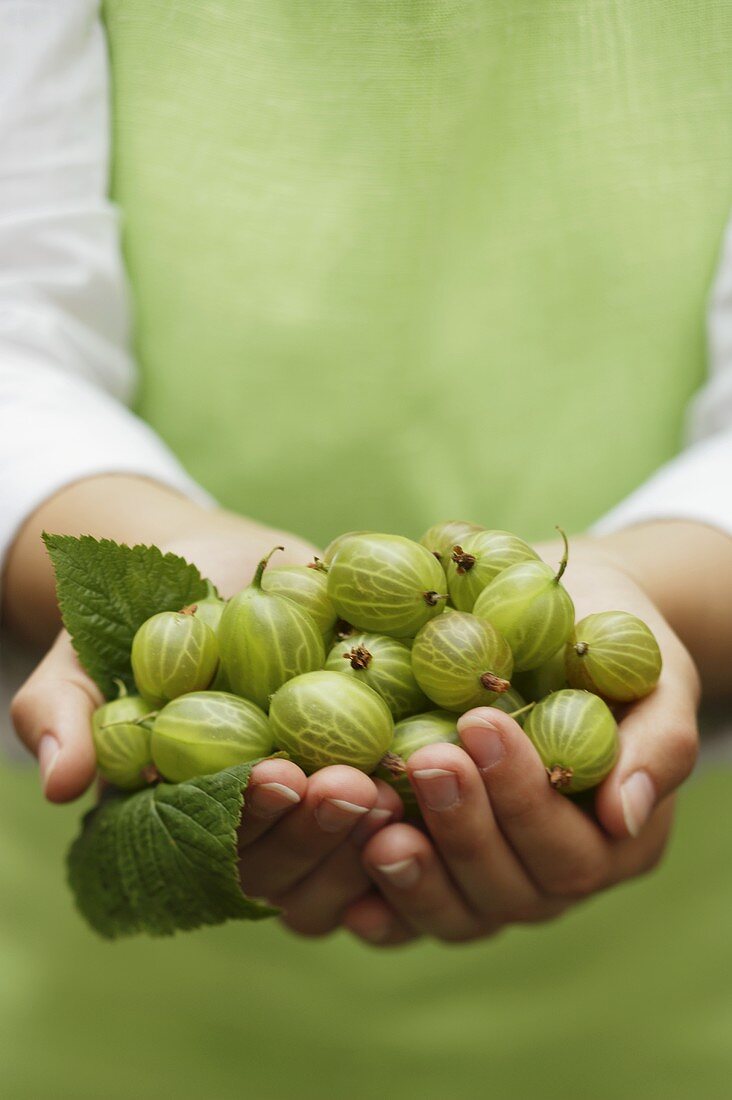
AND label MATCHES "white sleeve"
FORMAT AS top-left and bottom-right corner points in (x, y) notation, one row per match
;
(594, 215), (732, 537)
(0, 0), (213, 569)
